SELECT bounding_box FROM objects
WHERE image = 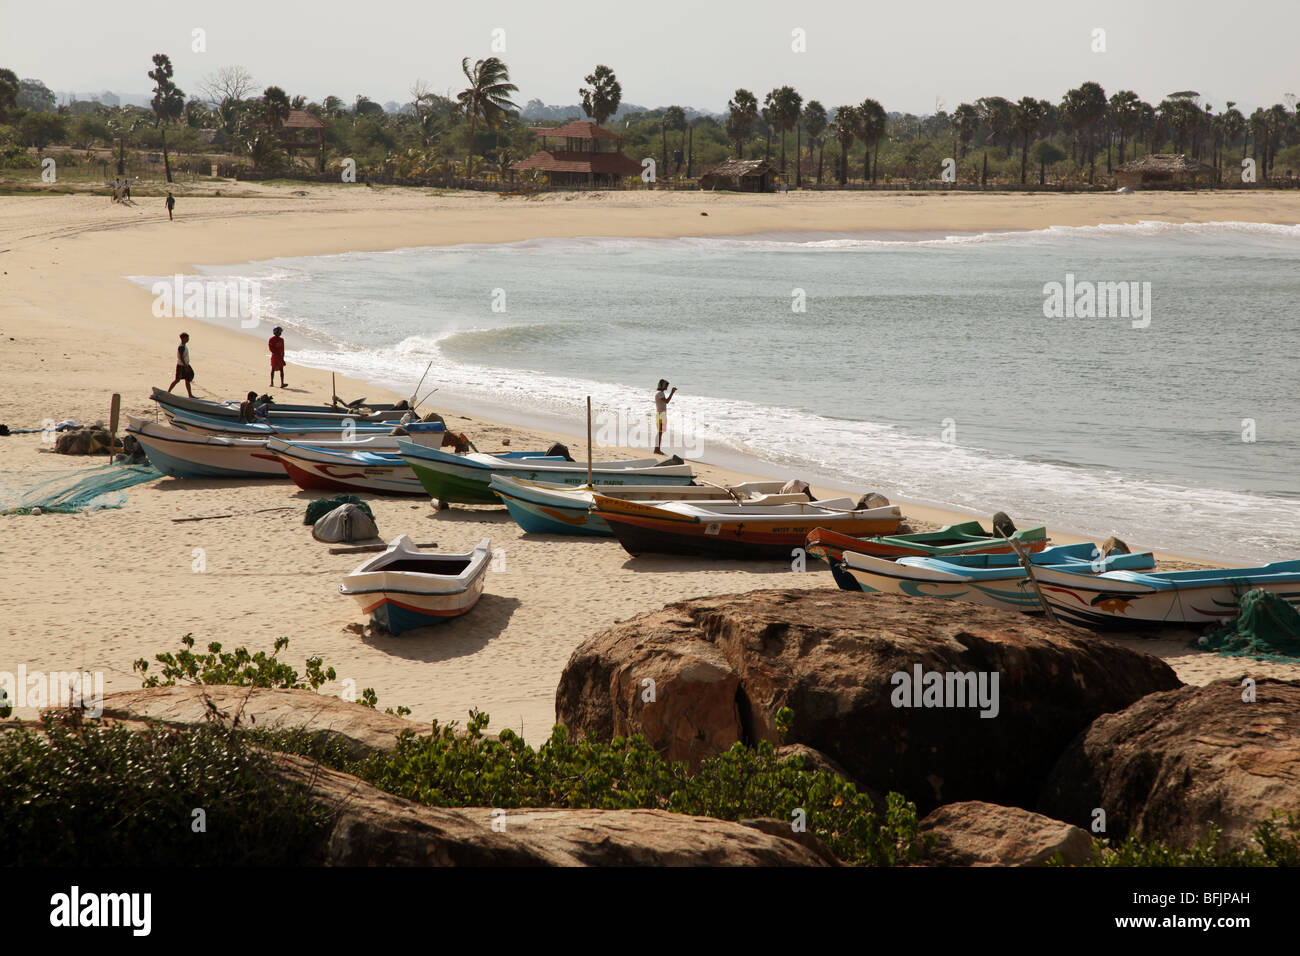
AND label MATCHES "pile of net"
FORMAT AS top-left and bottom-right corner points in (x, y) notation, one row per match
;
(1194, 587), (1300, 662)
(304, 494), (374, 526)
(0, 463), (162, 515)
